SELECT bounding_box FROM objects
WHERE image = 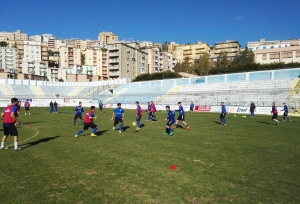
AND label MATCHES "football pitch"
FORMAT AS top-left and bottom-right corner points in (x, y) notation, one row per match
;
(0, 107), (299, 204)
